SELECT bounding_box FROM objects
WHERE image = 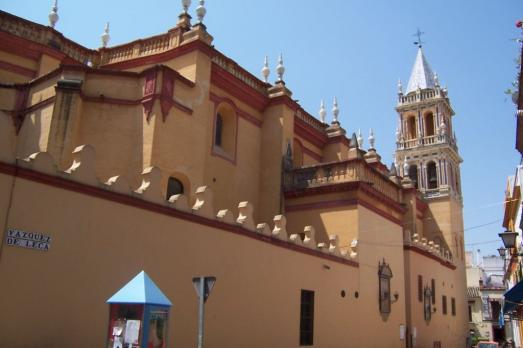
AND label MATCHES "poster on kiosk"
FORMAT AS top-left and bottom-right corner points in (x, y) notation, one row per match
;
(107, 271), (172, 348)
